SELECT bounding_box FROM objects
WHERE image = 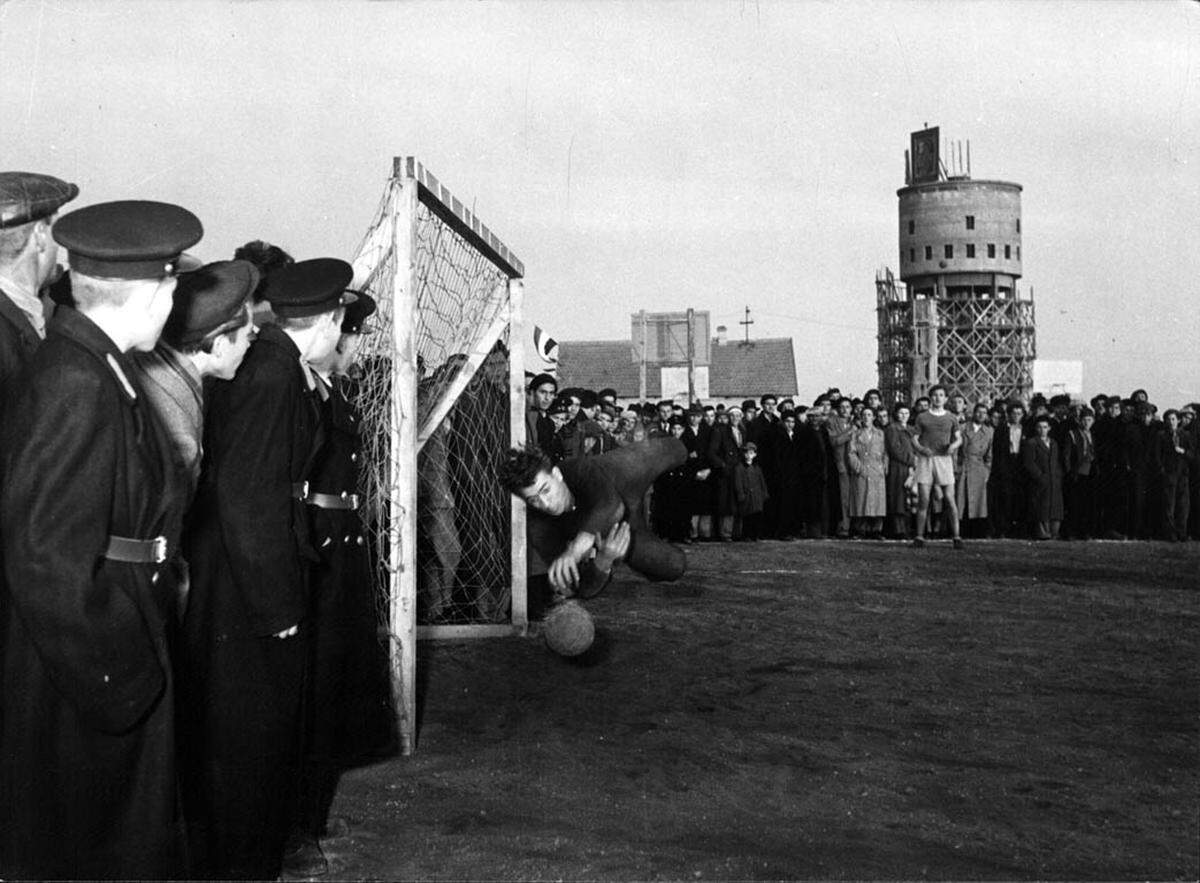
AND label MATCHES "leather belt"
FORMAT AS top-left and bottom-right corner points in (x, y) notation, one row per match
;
(105, 535), (168, 564)
(304, 490), (360, 510)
